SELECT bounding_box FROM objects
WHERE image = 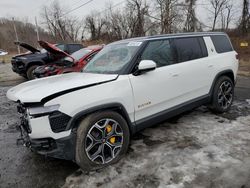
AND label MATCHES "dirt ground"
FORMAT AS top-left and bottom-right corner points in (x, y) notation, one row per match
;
(239, 60), (250, 77)
(0, 62), (250, 188)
